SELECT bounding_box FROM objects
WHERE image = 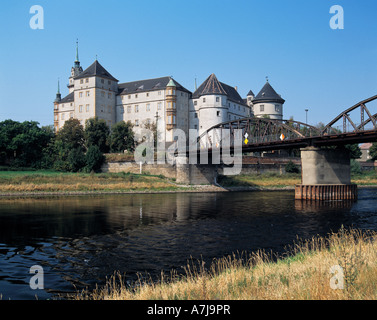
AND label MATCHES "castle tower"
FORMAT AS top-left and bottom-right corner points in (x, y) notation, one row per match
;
(252, 79), (285, 120)
(246, 90), (254, 116)
(68, 40), (83, 93)
(73, 59), (119, 127)
(53, 79), (61, 130)
(165, 78), (177, 132)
